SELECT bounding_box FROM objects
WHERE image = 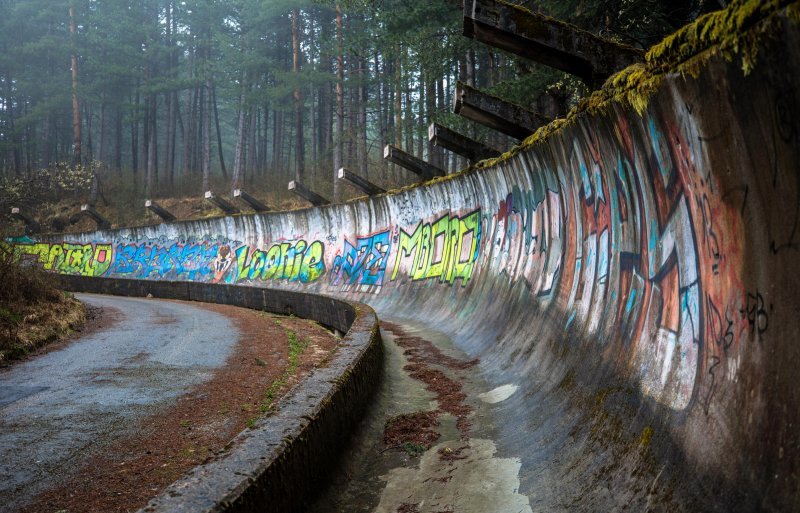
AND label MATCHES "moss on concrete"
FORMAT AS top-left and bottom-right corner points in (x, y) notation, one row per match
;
(464, 0), (799, 173)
